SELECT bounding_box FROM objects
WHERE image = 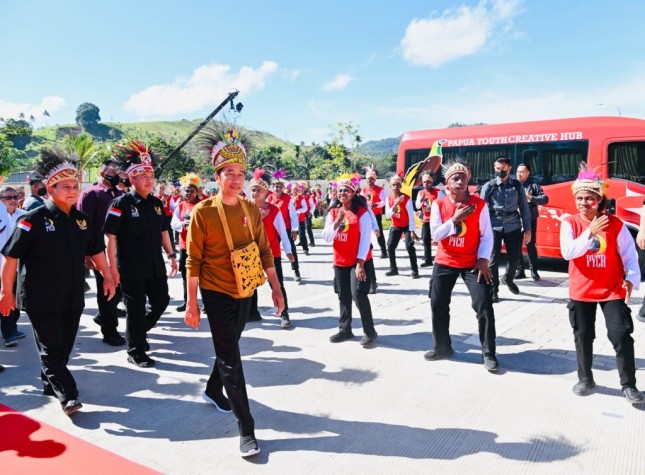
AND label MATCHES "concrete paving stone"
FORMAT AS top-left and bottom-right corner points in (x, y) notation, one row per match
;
(1, 233), (645, 473)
